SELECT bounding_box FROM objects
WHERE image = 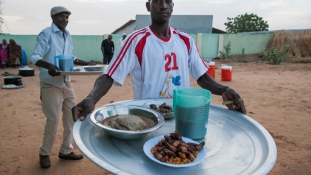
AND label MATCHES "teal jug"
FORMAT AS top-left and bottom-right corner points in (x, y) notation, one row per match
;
(54, 55), (74, 71)
(173, 87), (212, 139)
